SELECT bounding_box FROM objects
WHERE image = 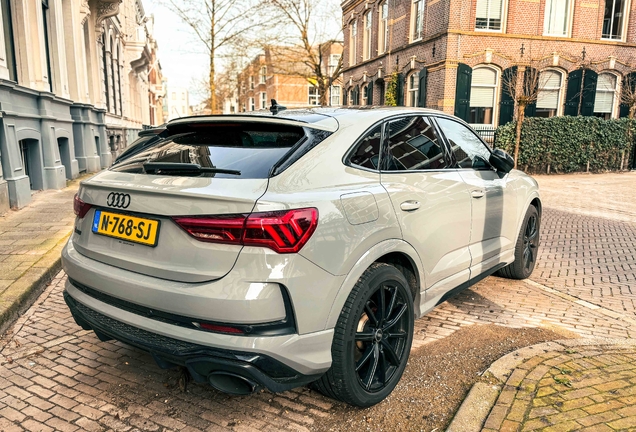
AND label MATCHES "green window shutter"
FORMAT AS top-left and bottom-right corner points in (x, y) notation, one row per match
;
(454, 63), (472, 122)
(619, 72), (636, 118)
(417, 68), (428, 107)
(498, 66), (516, 125)
(396, 73), (405, 106)
(580, 69), (598, 117)
(564, 69), (582, 116)
(353, 85), (360, 105)
(367, 81), (374, 105)
(343, 88), (348, 105)
(524, 67), (538, 117)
